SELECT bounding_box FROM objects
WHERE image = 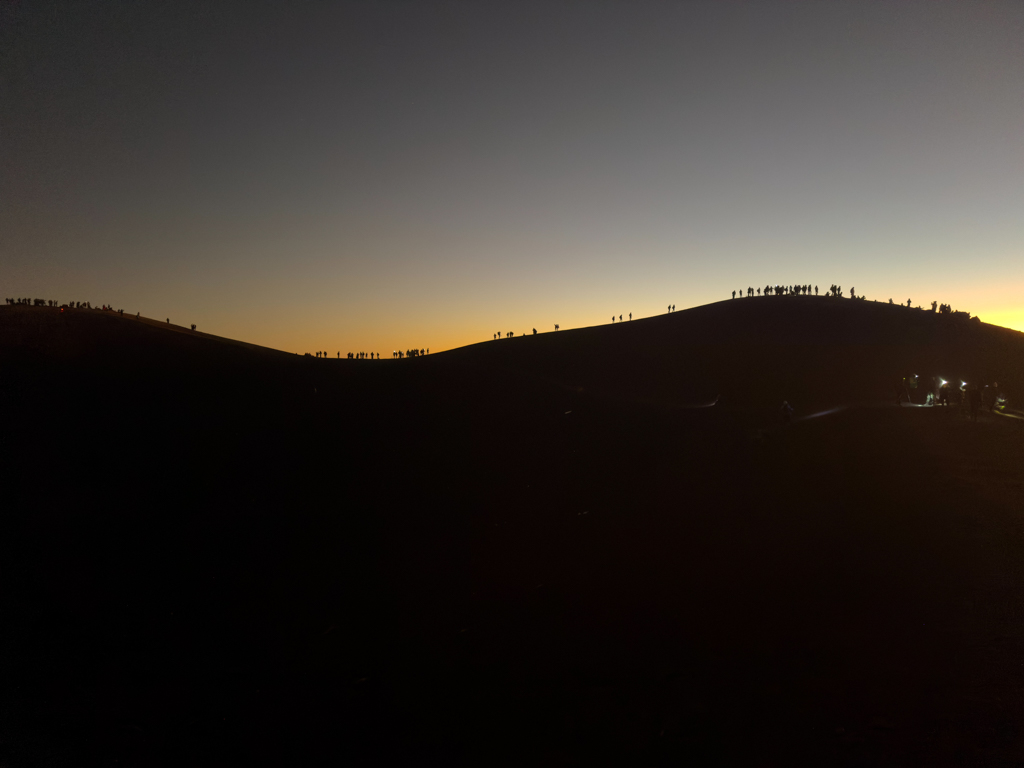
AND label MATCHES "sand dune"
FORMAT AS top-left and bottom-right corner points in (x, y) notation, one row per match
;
(1, 299), (1022, 765)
